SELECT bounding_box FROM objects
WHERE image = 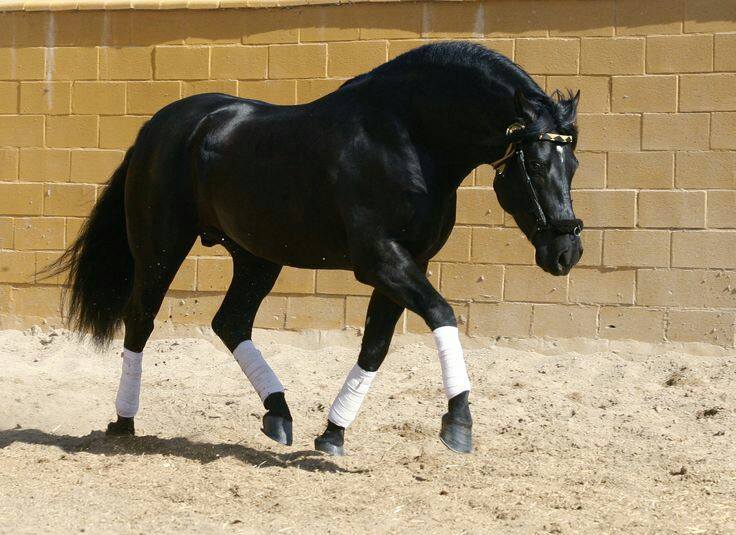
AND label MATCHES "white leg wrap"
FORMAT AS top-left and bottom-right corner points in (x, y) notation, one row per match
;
(233, 340), (284, 403)
(433, 326), (471, 399)
(328, 364), (377, 428)
(115, 348), (142, 418)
